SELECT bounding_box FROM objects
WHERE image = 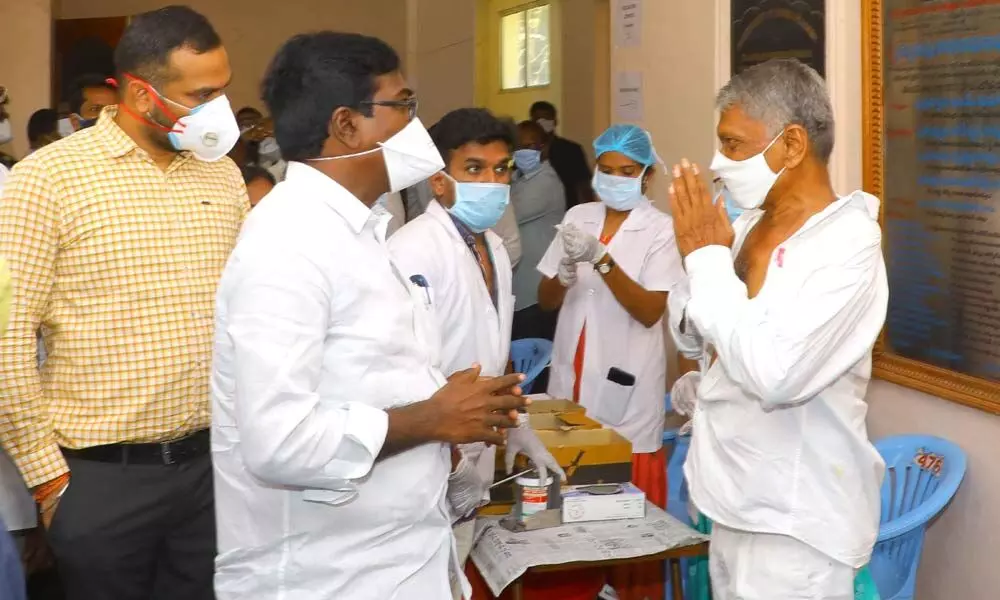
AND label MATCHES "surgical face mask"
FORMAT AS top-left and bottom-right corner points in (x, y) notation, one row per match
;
(715, 186), (744, 222)
(78, 118), (97, 129)
(592, 169), (646, 212)
(0, 119), (11, 145)
(310, 118), (445, 194)
(535, 118), (556, 134)
(57, 118), (76, 139)
(258, 136), (281, 162)
(444, 172), (511, 233)
(710, 132), (785, 210)
(162, 94), (241, 162)
(513, 148), (542, 174)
